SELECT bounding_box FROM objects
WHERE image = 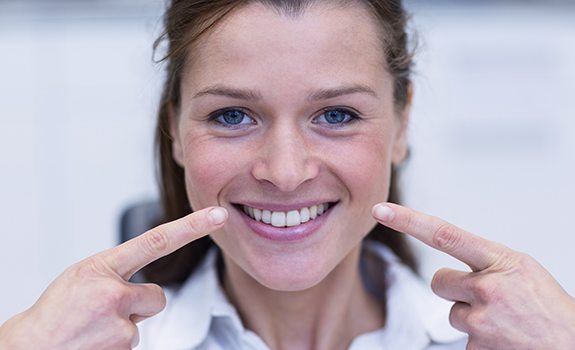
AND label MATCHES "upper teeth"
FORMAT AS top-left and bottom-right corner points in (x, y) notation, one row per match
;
(242, 203), (330, 227)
